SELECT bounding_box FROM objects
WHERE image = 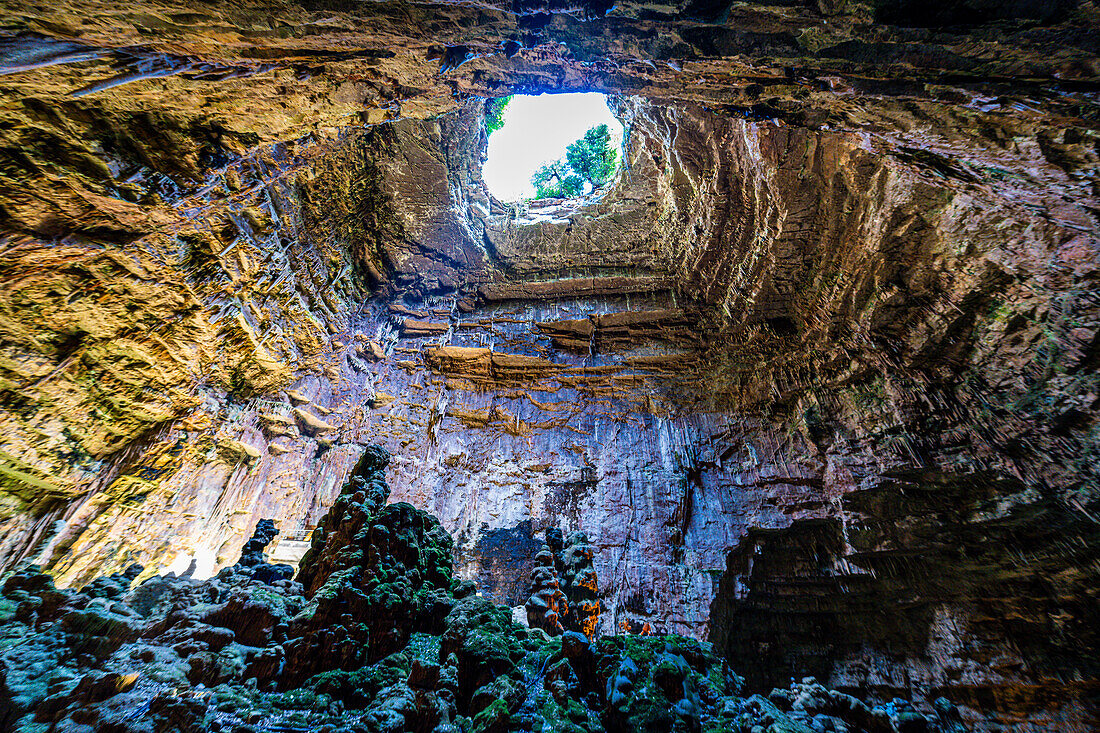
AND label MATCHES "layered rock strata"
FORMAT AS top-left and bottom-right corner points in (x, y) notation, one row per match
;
(0, 1), (1097, 731)
(0, 445), (968, 733)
